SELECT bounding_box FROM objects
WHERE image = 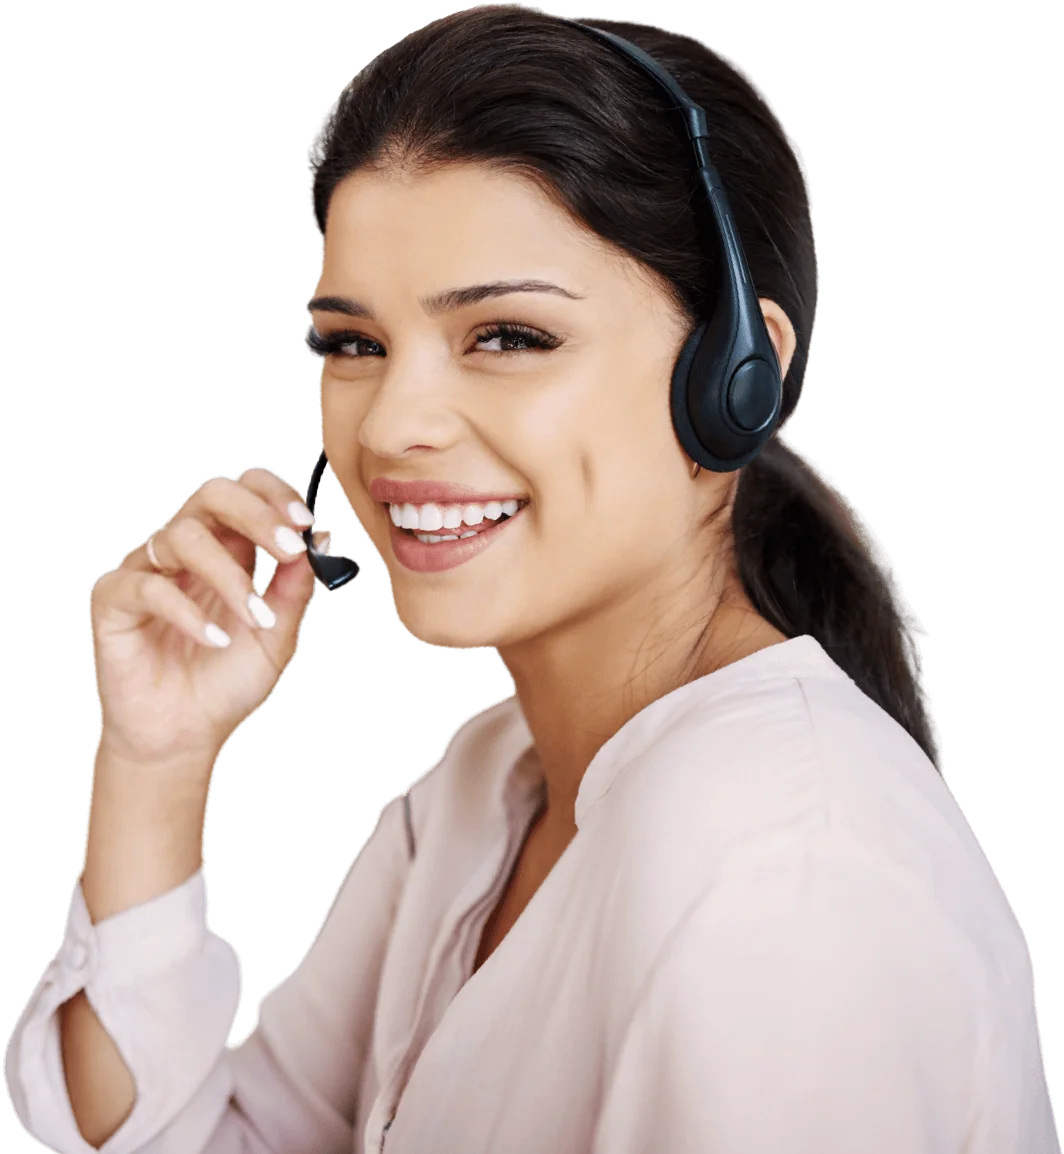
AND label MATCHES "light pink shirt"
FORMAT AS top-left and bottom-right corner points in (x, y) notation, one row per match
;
(6, 636), (1061, 1153)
